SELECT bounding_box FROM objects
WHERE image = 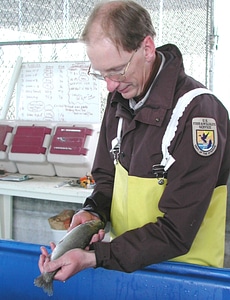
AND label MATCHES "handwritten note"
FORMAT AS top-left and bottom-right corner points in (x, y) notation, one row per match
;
(16, 61), (101, 122)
